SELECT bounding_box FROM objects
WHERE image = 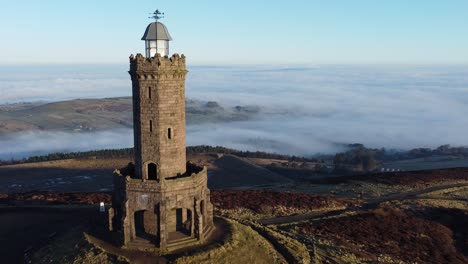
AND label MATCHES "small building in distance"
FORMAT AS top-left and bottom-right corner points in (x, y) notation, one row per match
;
(108, 10), (214, 252)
